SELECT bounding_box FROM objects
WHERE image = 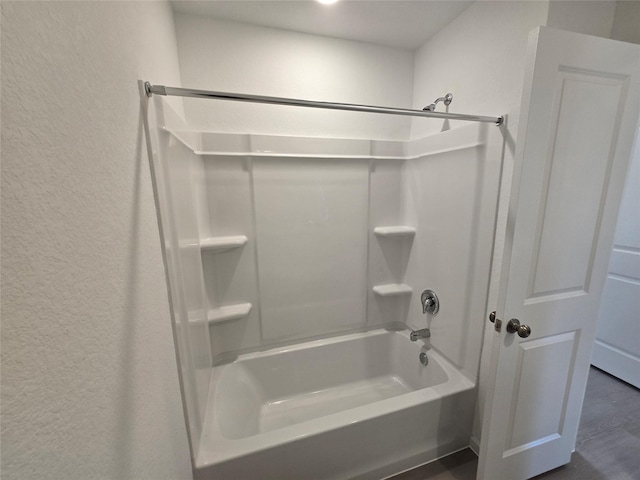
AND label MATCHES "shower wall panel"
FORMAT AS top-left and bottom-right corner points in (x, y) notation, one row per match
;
(202, 155), (262, 357)
(188, 132), (411, 359)
(253, 158), (369, 342)
(164, 141), (212, 420)
(155, 101), (500, 383)
(367, 160), (412, 326)
(146, 98), (213, 452)
(403, 124), (502, 379)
